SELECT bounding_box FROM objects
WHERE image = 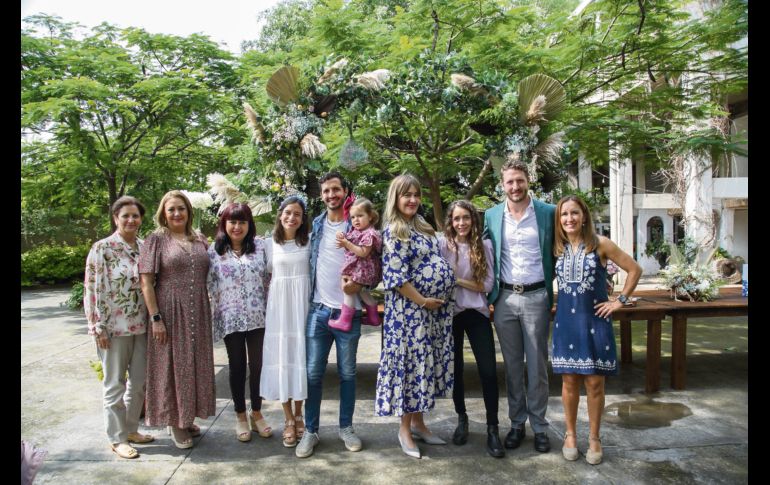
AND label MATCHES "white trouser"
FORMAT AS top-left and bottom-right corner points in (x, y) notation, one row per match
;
(97, 334), (147, 444)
